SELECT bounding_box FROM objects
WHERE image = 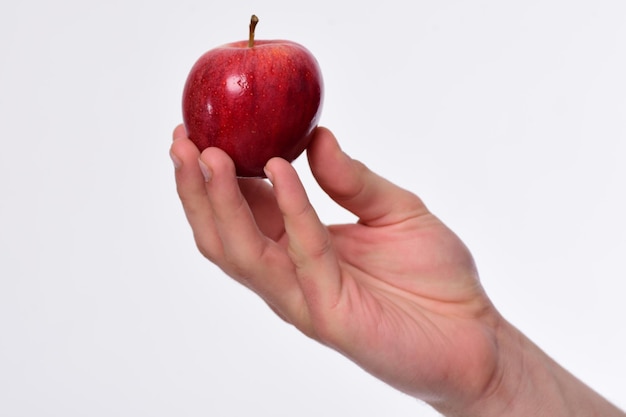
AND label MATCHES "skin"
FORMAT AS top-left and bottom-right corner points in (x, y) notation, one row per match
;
(182, 40), (323, 177)
(170, 124), (624, 416)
